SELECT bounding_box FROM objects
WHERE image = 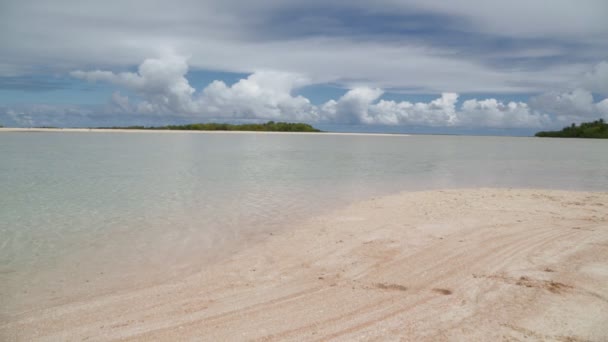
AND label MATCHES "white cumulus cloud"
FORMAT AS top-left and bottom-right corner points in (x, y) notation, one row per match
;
(367, 93), (459, 126)
(72, 53), (197, 114)
(458, 99), (550, 128)
(529, 88), (608, 123)
(63, 54), (608, 130)
(72, 54), (317, 121)
(321, 90), (547, 128)
(320, 88), (385, 124)
(200, 72), (316, 121)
